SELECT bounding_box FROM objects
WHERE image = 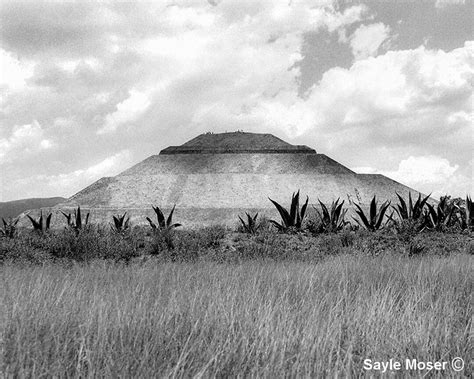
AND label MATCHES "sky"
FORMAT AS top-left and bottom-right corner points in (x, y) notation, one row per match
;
(0, 0), (472, 201)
